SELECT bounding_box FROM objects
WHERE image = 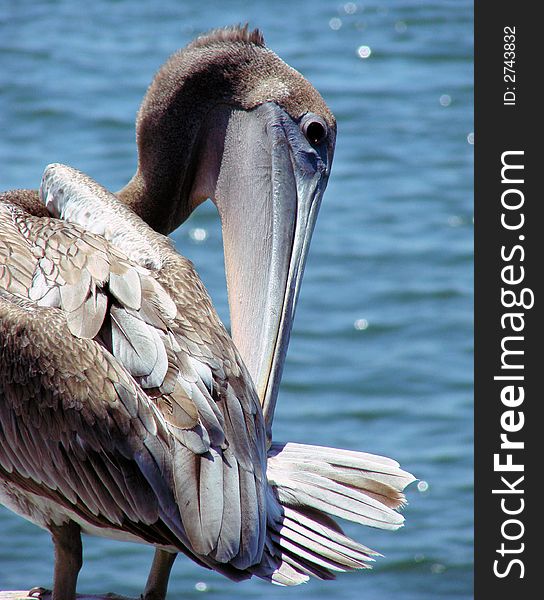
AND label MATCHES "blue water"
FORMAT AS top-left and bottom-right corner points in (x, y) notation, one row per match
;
(0, 1), (473, 598)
